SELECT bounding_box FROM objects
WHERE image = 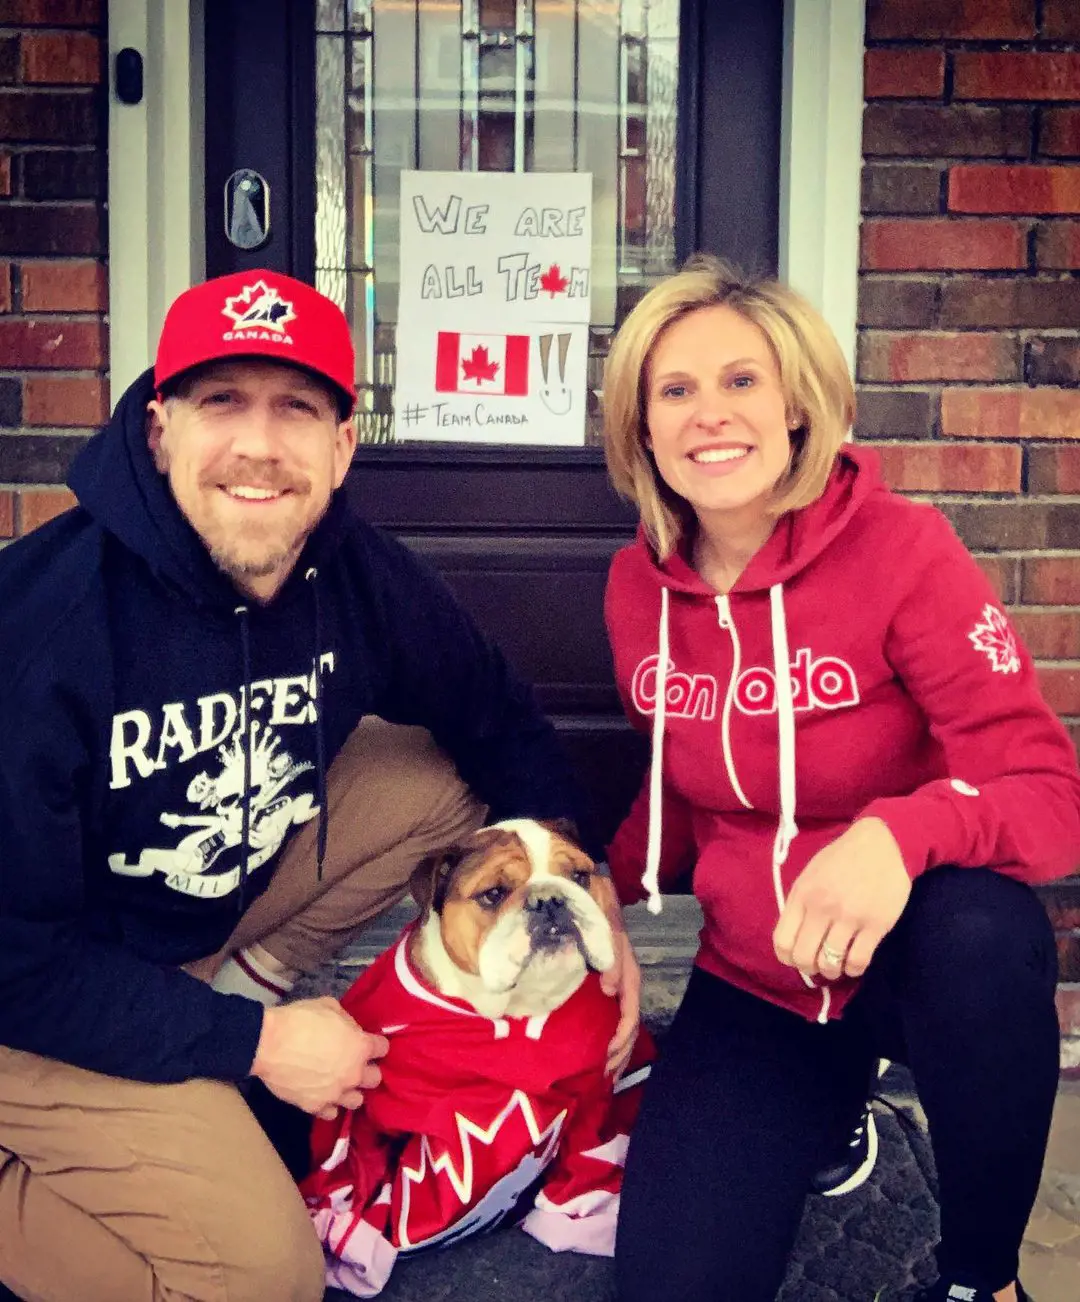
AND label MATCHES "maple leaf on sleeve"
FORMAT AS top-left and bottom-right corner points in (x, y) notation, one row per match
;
(539, 264), (569, 296)
(461, 345), (500, 384)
